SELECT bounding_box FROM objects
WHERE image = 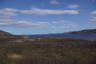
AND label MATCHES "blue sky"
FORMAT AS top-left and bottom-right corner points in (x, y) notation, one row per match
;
(0, 0), (96, 34)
